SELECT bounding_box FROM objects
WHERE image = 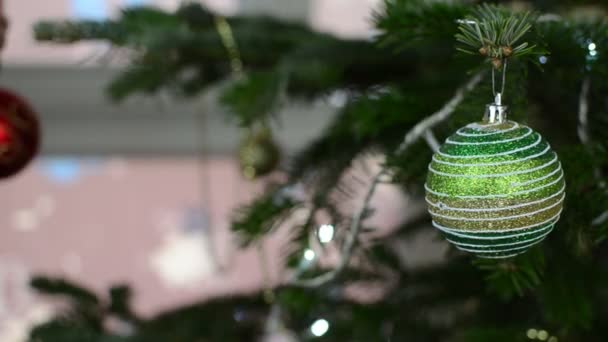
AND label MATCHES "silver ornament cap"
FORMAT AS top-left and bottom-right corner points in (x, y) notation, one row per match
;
(484, 93), (508, 124)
